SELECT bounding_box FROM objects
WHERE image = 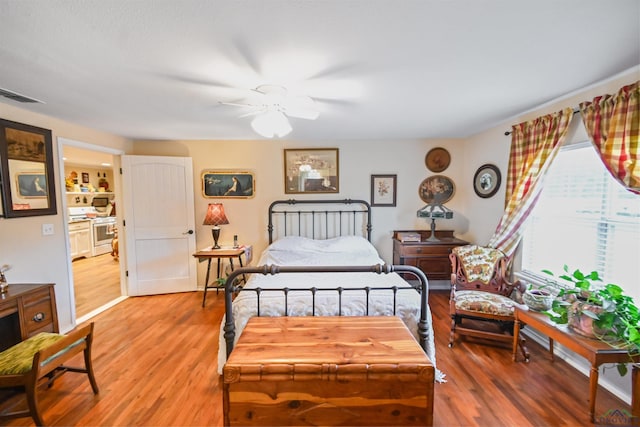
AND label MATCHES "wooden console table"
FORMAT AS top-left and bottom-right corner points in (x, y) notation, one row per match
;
(513, 306), (640, 423)
(0, 283), (58, 352)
